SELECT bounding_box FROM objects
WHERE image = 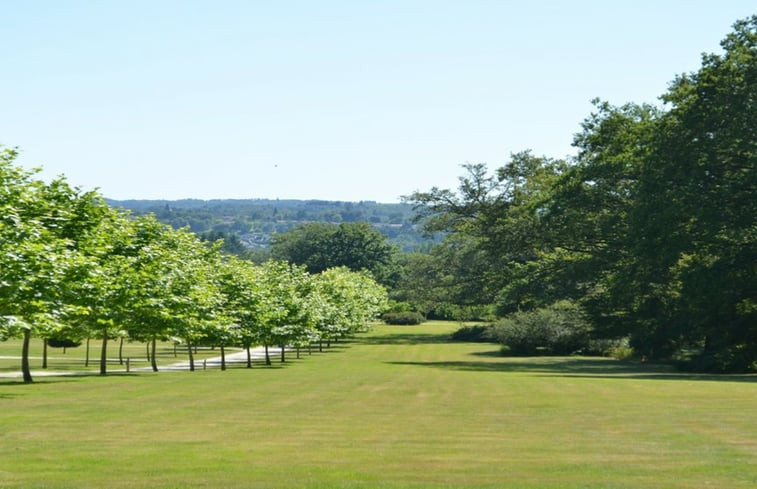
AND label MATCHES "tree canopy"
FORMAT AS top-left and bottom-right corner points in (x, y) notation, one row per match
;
(270, 222), (400, 286)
